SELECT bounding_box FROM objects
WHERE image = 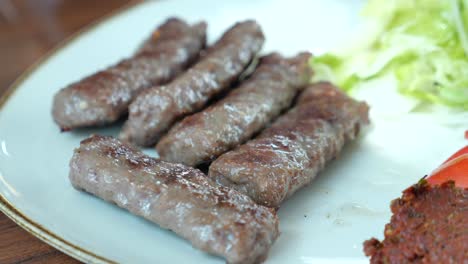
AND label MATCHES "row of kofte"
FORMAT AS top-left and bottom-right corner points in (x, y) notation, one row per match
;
(53, 18), (369, 263)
